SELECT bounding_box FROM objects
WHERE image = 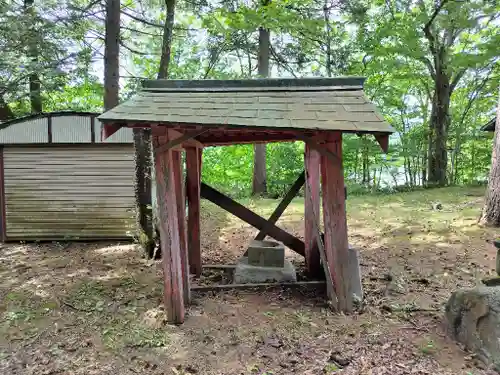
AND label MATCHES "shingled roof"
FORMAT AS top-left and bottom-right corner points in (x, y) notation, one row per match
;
(98, 77), (394, 135)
